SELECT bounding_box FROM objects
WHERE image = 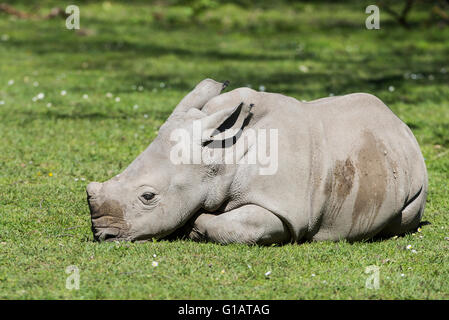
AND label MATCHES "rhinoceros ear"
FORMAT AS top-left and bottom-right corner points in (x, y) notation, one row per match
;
(200, 102), (254, 146)
(172, 79), (229, 115)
